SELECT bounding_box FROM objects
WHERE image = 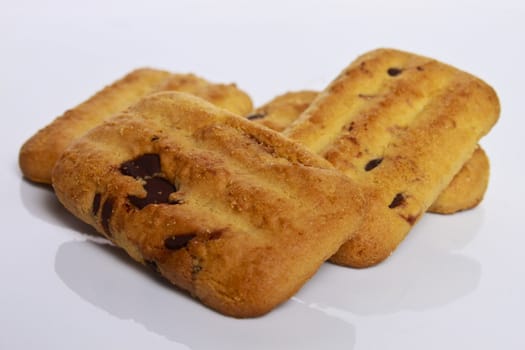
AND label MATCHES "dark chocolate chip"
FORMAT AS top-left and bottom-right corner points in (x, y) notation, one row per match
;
(144, 259), (159, 273)
(120, 154), (161, 178)
(101, 197), (114, 236)
(387, 68), (403, 76)
(151, 135), (160, 142)
(365, 158), (383, 171)
(347, 122), (355, 132)
(416, 66), (424, 71)
(92, 193), (101, 216)
(246, 113), (266, 120)
(164, 233), (197, 250)
(128, 177), (177, 209)
(388, 193), (405, 209)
